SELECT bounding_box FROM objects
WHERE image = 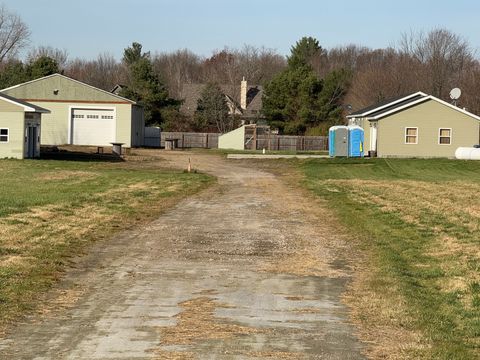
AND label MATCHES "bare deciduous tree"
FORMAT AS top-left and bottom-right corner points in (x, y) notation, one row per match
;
(237, 45), (286, 85)
(344, 48), (424, 110)
(400, 28), (473, 98)
(27, 46), (68, 68)
(458, 60), (480, 115)
(153, 49), (203, 98)
(65, 53), (125, 91)
(0, 5), (30, 62)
